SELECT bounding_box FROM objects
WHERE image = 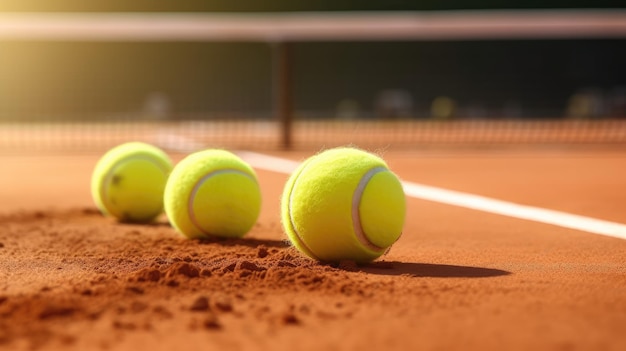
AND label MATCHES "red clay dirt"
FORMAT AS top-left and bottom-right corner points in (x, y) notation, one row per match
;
(1, 149), (625, 351)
